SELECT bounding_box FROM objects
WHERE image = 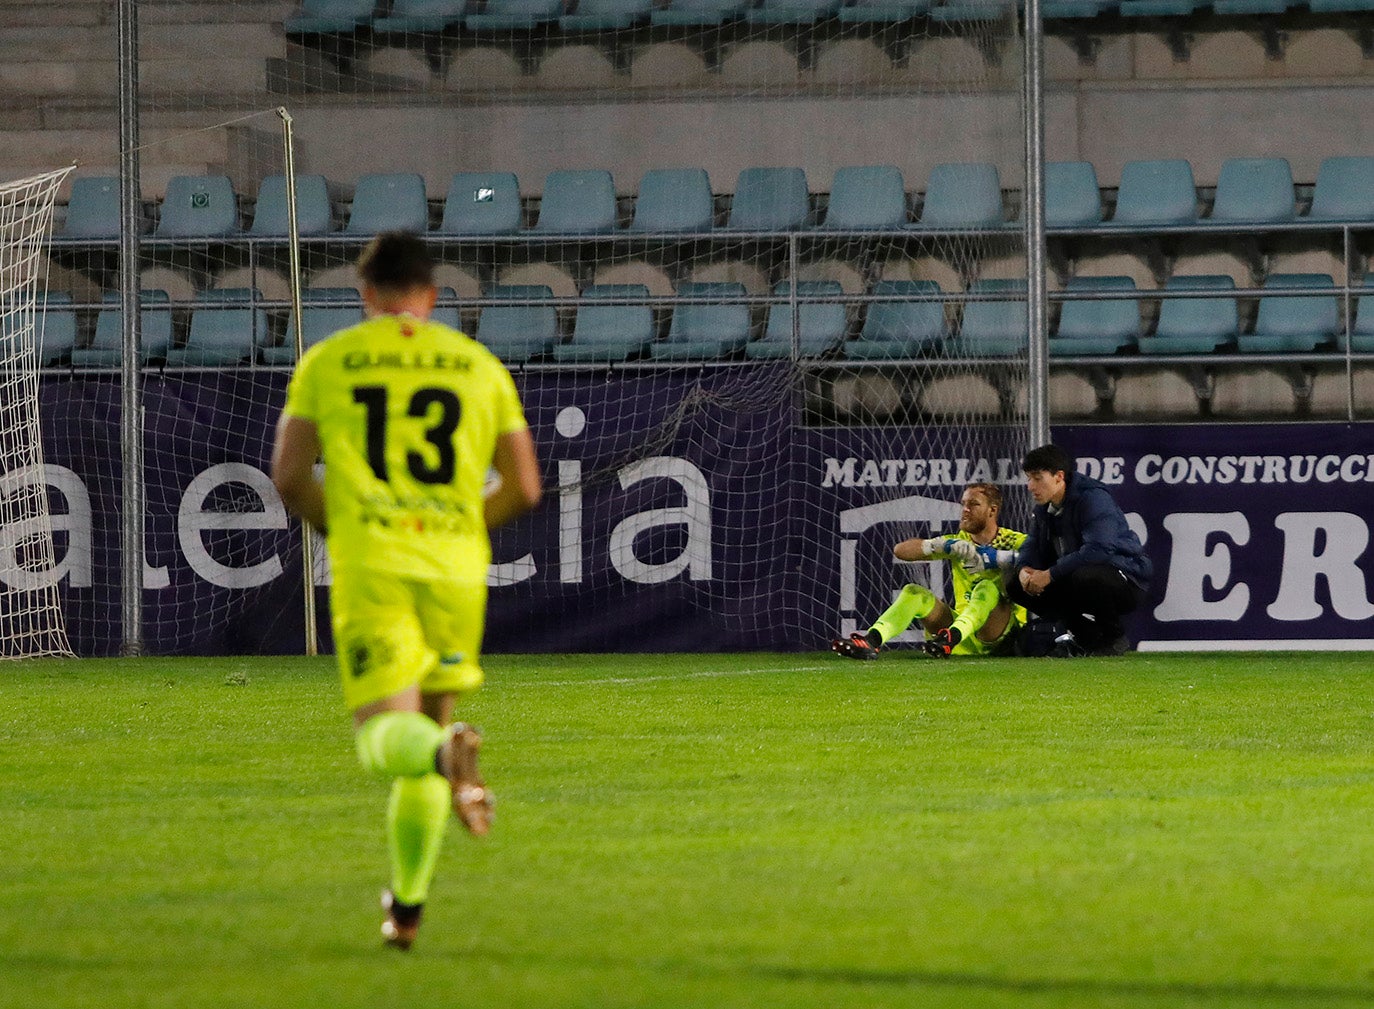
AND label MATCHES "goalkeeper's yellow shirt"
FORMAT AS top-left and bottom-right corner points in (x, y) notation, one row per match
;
(282, 312), (529, 585)
(949, 526), (1027, 614)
